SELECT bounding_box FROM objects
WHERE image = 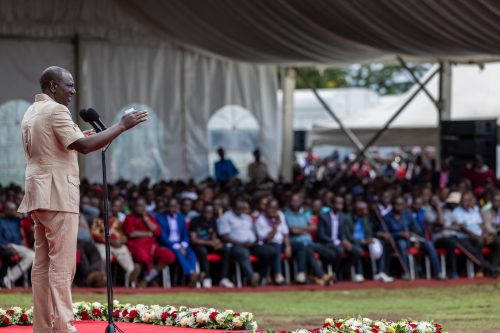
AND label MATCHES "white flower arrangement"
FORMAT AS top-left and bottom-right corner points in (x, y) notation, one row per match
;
(0, 302), (257, 331)
(284, 317), (446, 333)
